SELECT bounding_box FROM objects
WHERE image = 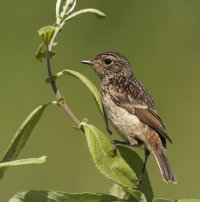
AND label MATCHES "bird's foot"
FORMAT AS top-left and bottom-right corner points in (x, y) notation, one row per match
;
(134, 176), (144, 190)
(111, 140), (118, 150)
(111, 140), (130, 149)
(108, 140), (118, 157)
(109, 140), (131, 157)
